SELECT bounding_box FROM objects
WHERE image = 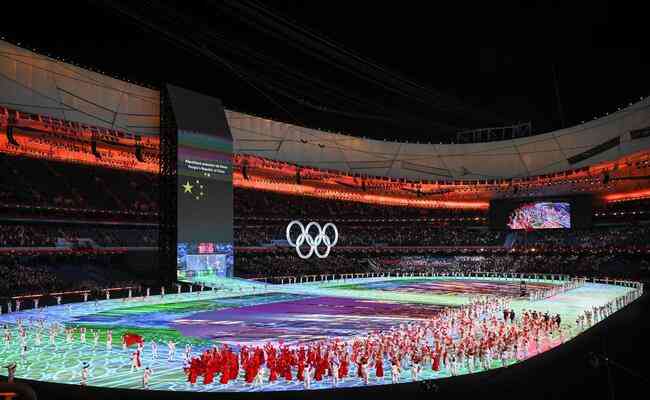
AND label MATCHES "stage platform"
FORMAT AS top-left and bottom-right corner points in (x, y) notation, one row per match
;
(0, 276), (636, 392)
